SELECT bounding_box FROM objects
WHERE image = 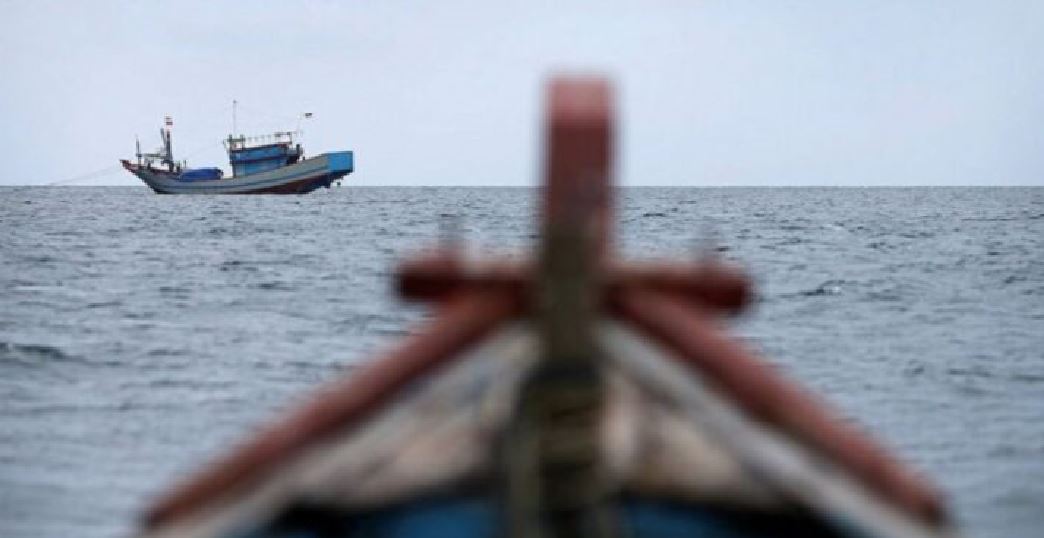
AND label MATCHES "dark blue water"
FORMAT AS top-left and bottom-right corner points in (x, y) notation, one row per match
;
(1, 186), (1042, 537)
